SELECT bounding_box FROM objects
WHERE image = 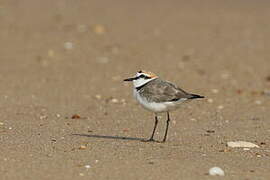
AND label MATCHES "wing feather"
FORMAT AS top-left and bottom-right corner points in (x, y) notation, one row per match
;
(139, 79), (191, 102)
